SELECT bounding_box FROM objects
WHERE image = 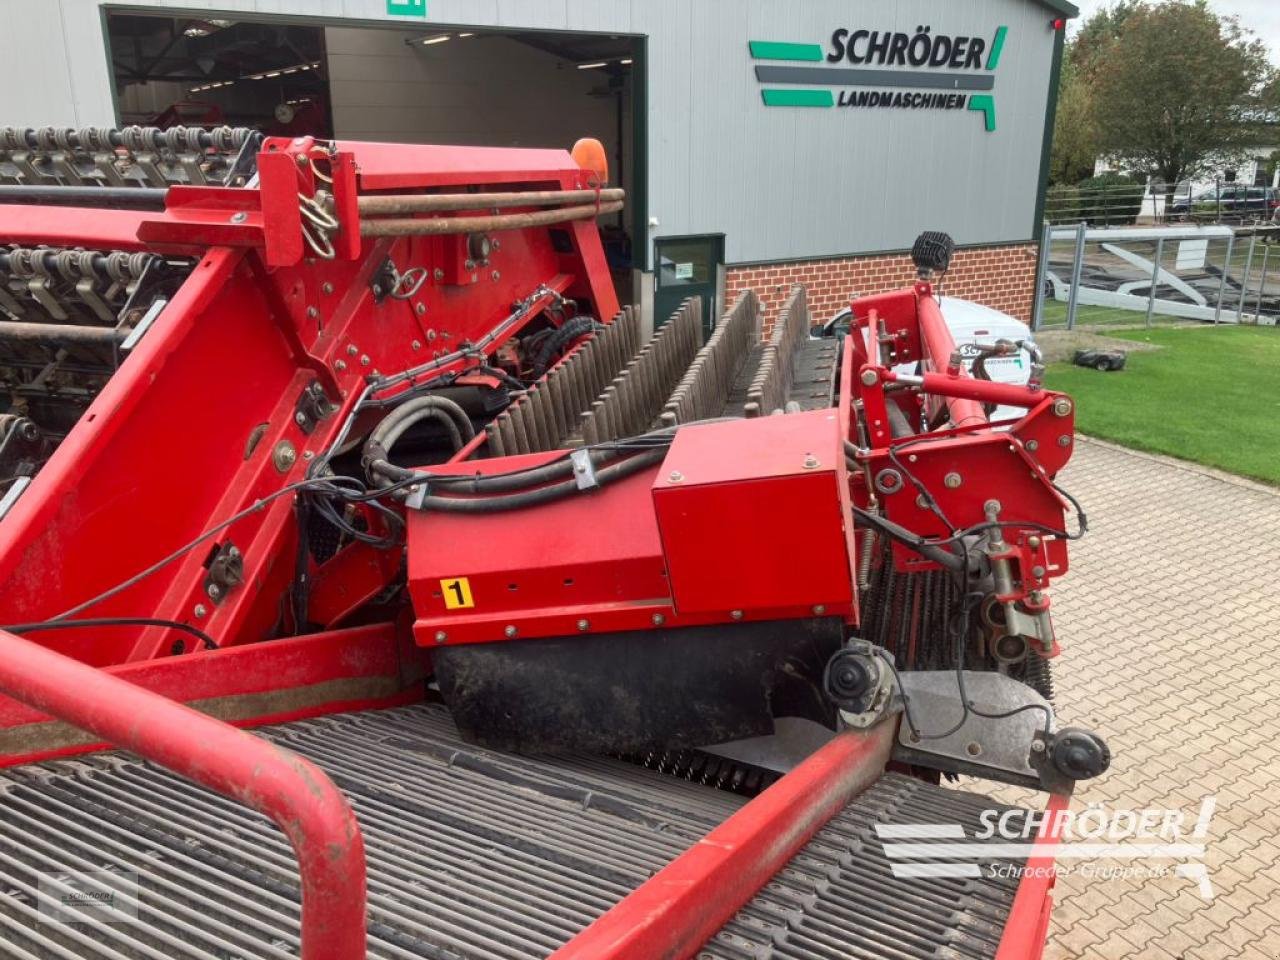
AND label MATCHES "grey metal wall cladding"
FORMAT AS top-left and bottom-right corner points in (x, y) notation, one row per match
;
(5, 0), (1057, 262)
